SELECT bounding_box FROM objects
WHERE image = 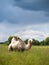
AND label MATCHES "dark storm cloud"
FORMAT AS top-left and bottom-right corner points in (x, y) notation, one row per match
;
(0, 0), (49, 24)
(14, 0), (49, 11)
